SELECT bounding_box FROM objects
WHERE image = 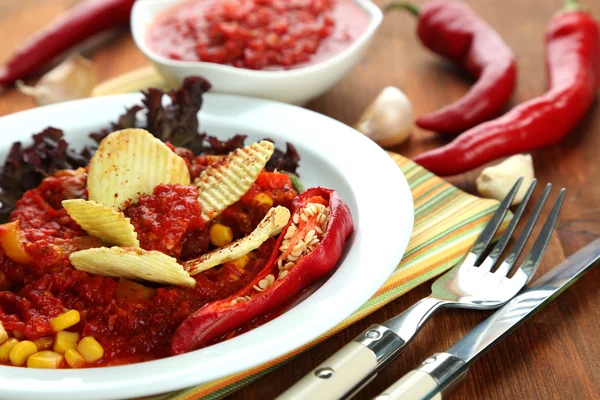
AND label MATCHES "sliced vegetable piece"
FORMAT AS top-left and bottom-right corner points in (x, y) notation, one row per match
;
(116, 277), (157, 302)
(62, 199), (139, 247)
(70, 246), (196, 288)
(186, 206), (290, 275)
(274, 200), (330, 279)
(87, 128), (191, 210)
(283, 171), (305, 193)
(196, 141), (274, 222)
(0, 220), (32, 265)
